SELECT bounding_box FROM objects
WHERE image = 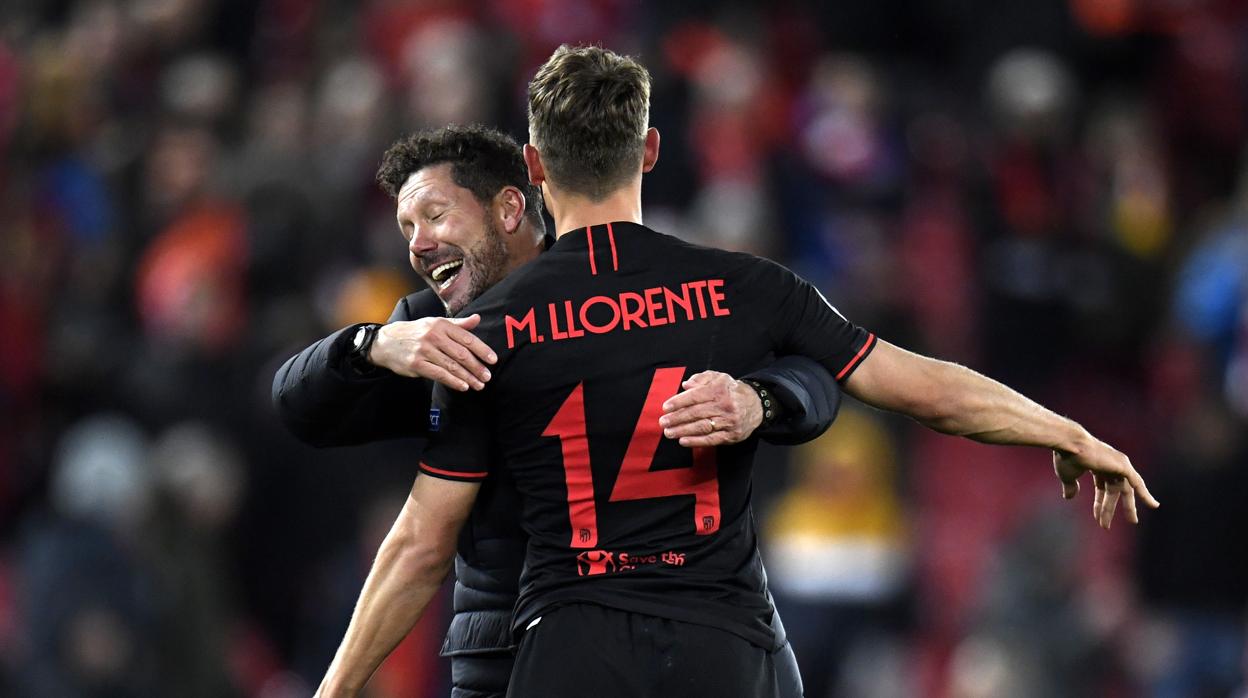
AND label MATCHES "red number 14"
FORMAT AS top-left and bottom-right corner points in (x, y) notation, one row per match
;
(542, 367), (721, 549)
